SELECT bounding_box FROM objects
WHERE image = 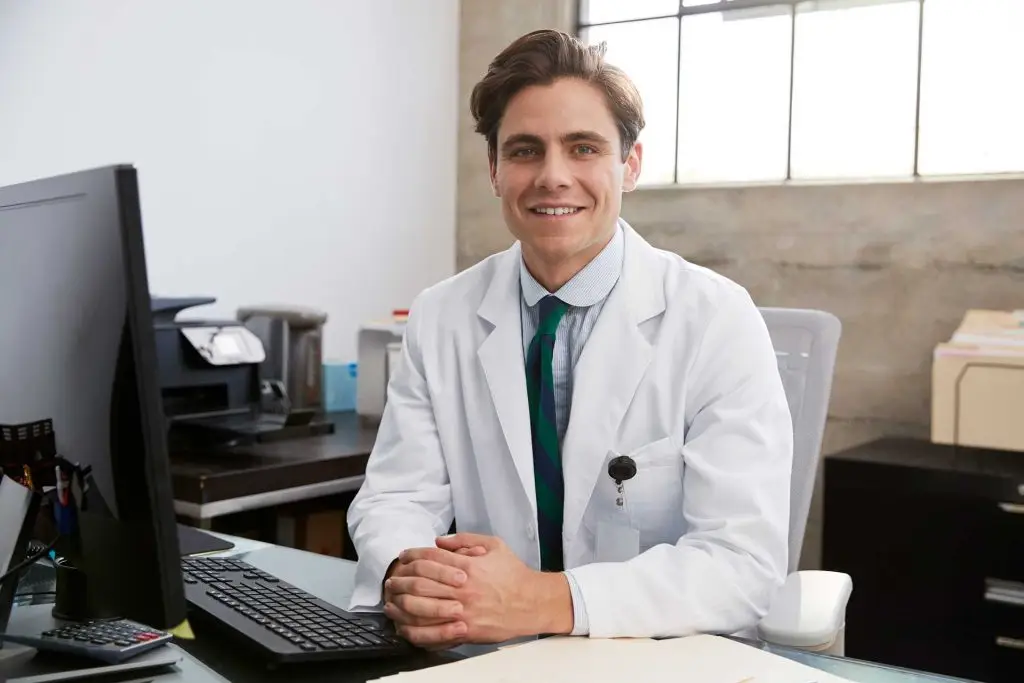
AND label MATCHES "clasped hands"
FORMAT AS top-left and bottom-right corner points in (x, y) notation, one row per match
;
(382, 533), (572, 649)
